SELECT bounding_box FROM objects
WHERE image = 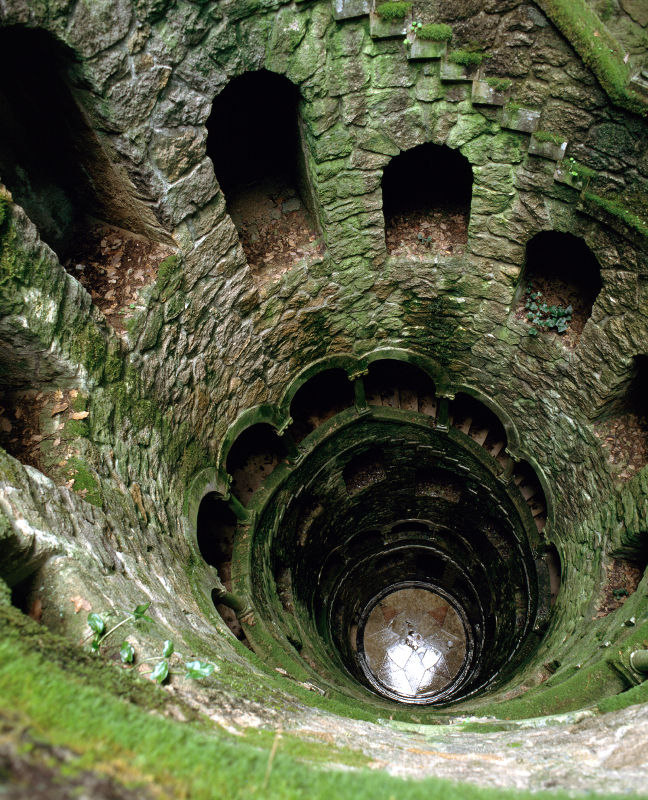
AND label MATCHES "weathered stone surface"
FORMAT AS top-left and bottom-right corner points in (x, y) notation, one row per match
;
(67, 0), (132, 58)
(151, 127), (207, 182)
